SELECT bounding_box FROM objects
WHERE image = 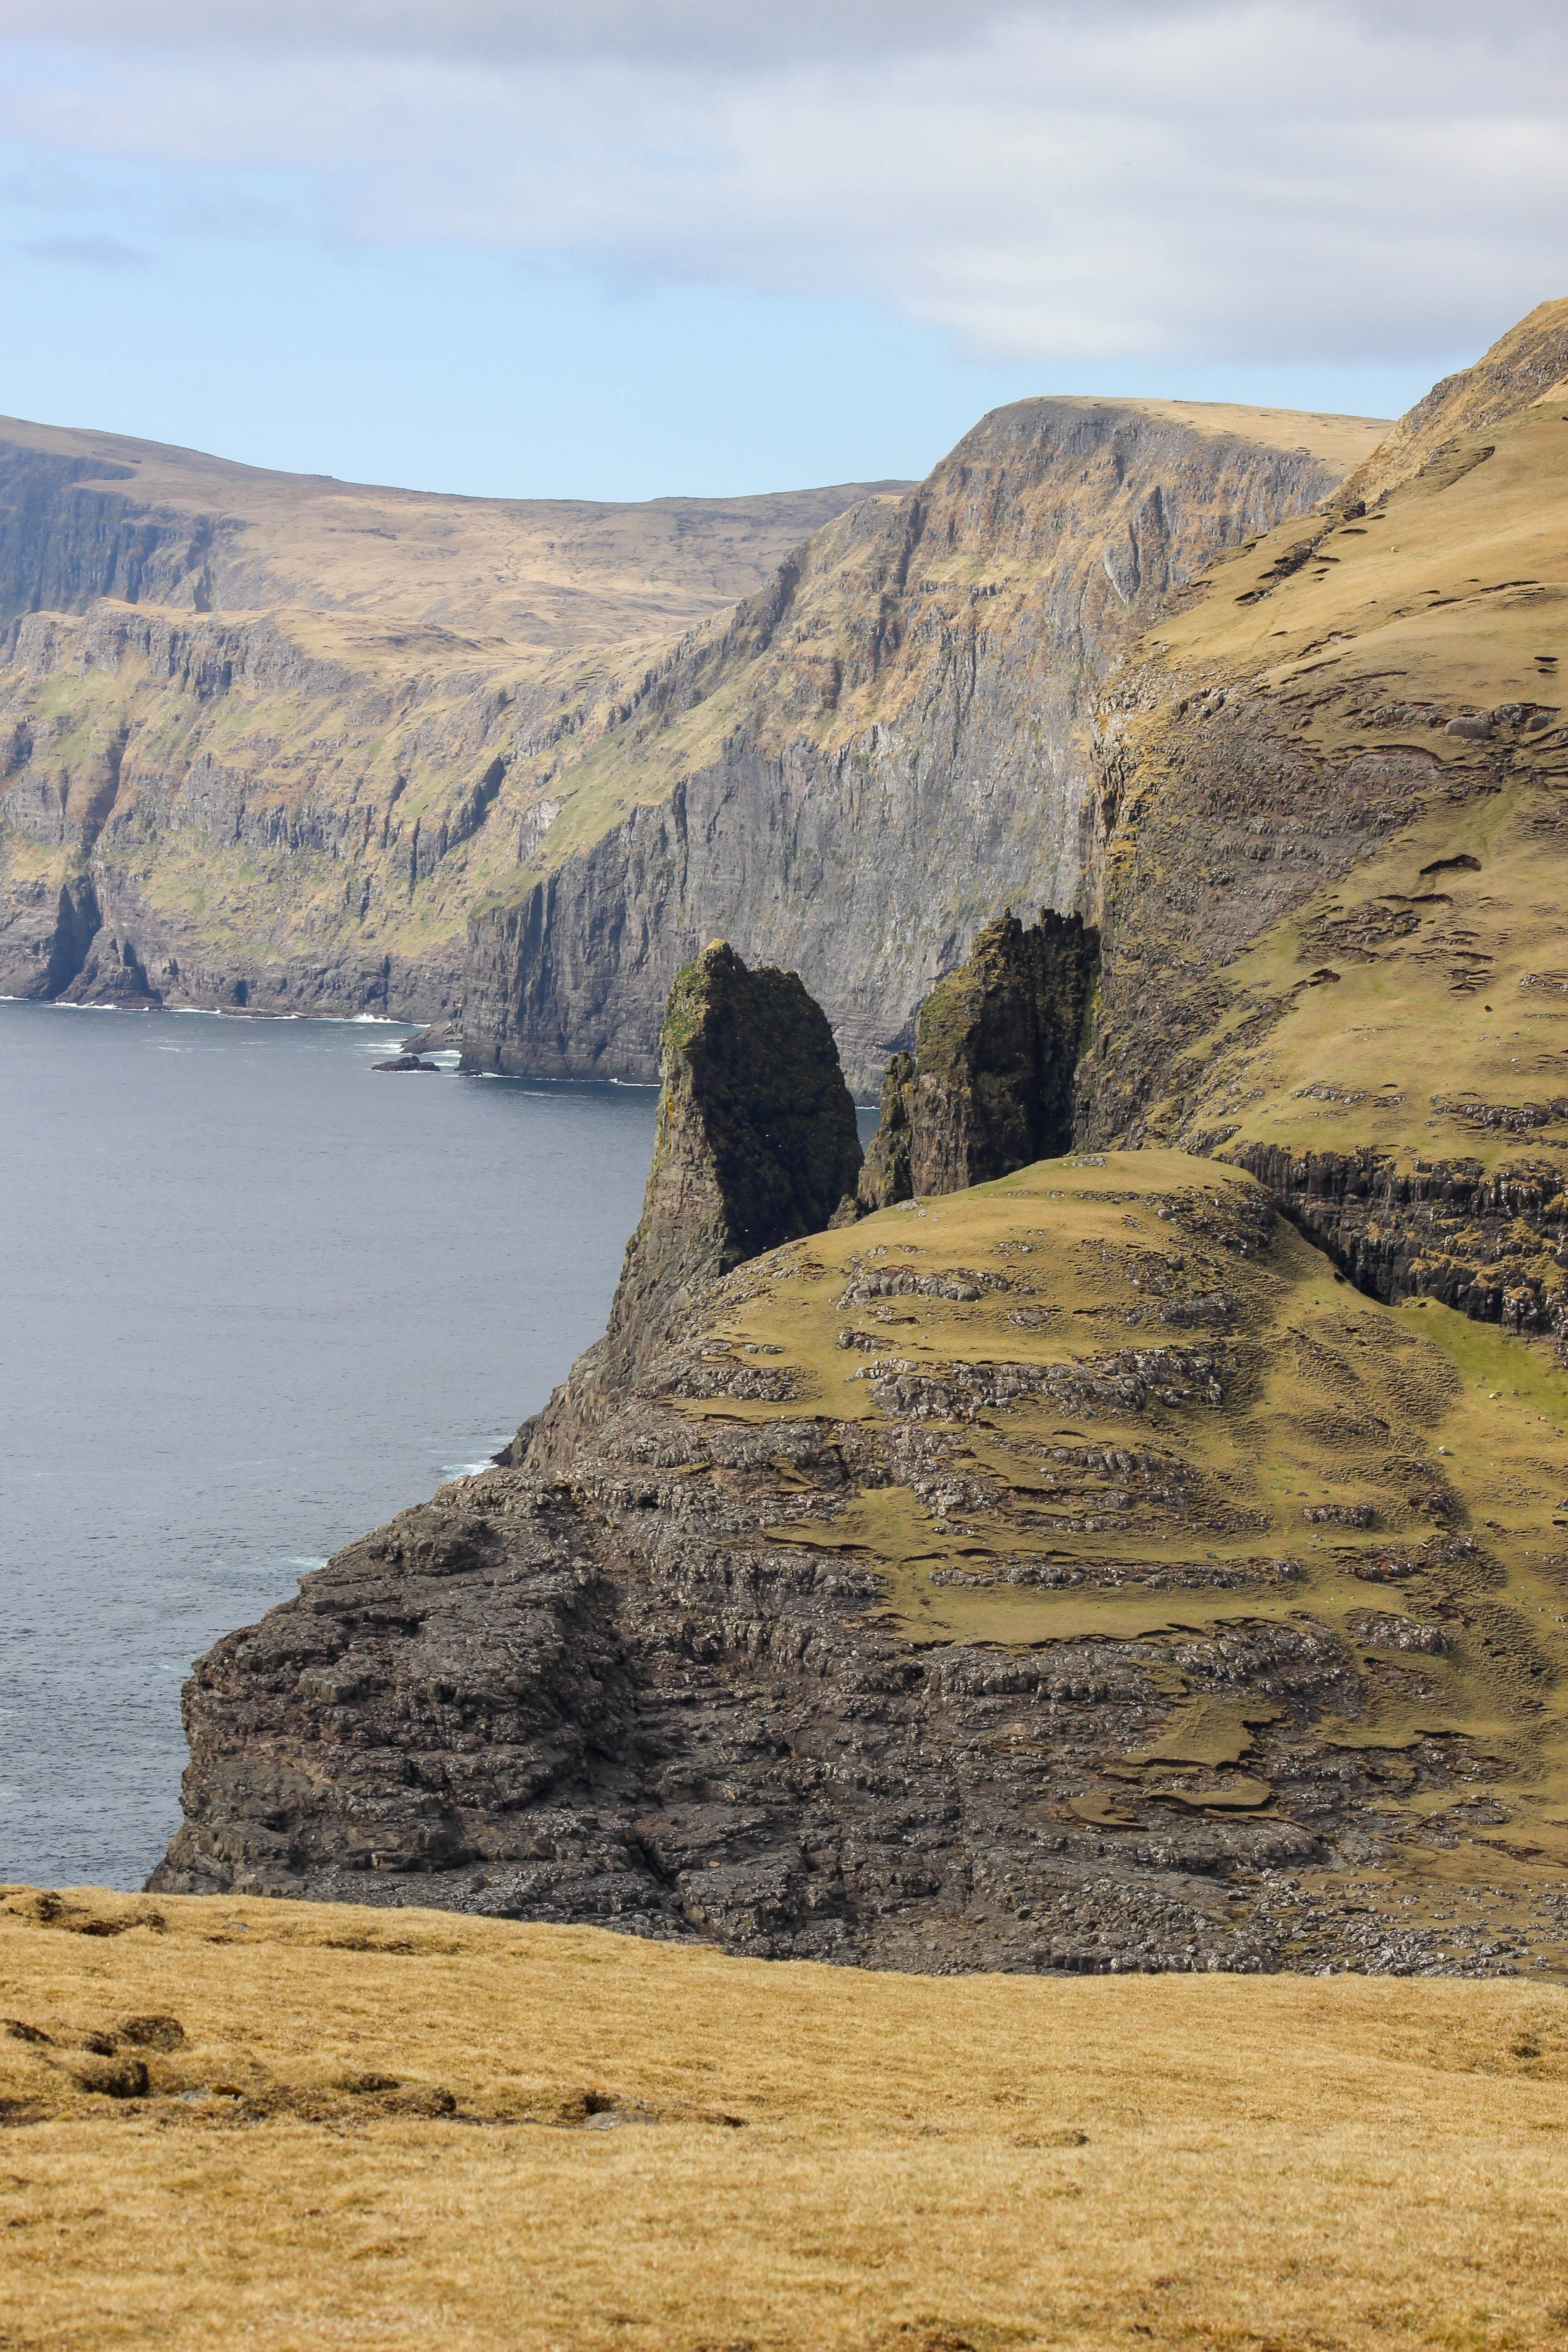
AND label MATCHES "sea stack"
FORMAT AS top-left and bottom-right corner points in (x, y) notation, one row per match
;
(857, 910), (1098, 1207)
(519, 940), (862, 1470)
